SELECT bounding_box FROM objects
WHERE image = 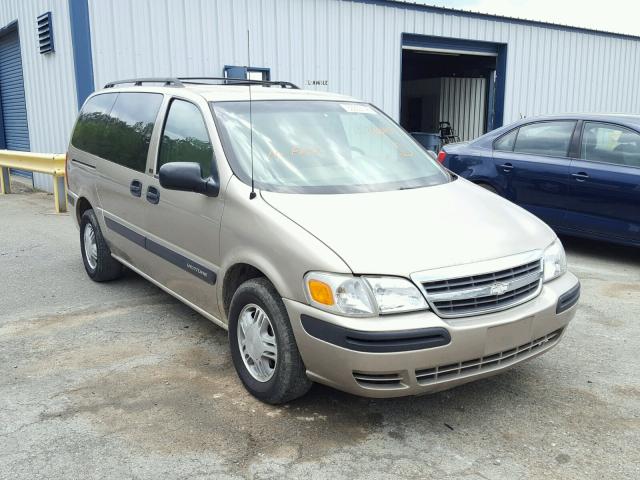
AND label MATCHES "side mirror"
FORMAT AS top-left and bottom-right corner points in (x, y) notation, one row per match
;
(159, 162), (219, 197)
